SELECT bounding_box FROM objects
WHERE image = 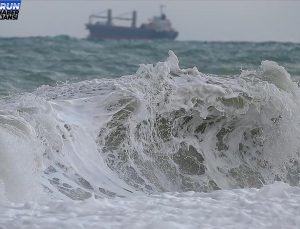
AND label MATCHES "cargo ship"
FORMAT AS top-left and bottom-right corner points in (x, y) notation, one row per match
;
(86, 8), (178, 40)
